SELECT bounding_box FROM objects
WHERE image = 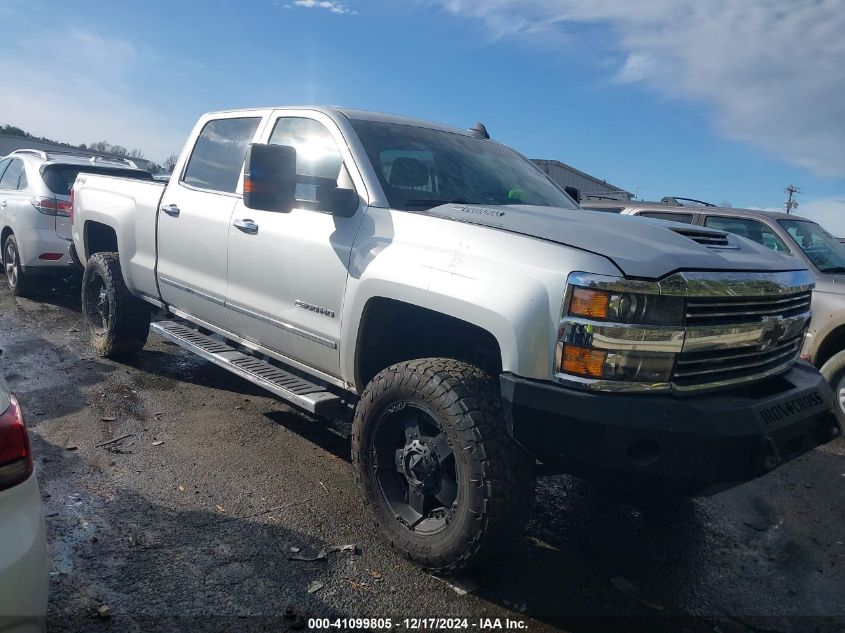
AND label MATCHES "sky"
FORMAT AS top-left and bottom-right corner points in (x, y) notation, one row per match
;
(1, 0), (844, 230)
